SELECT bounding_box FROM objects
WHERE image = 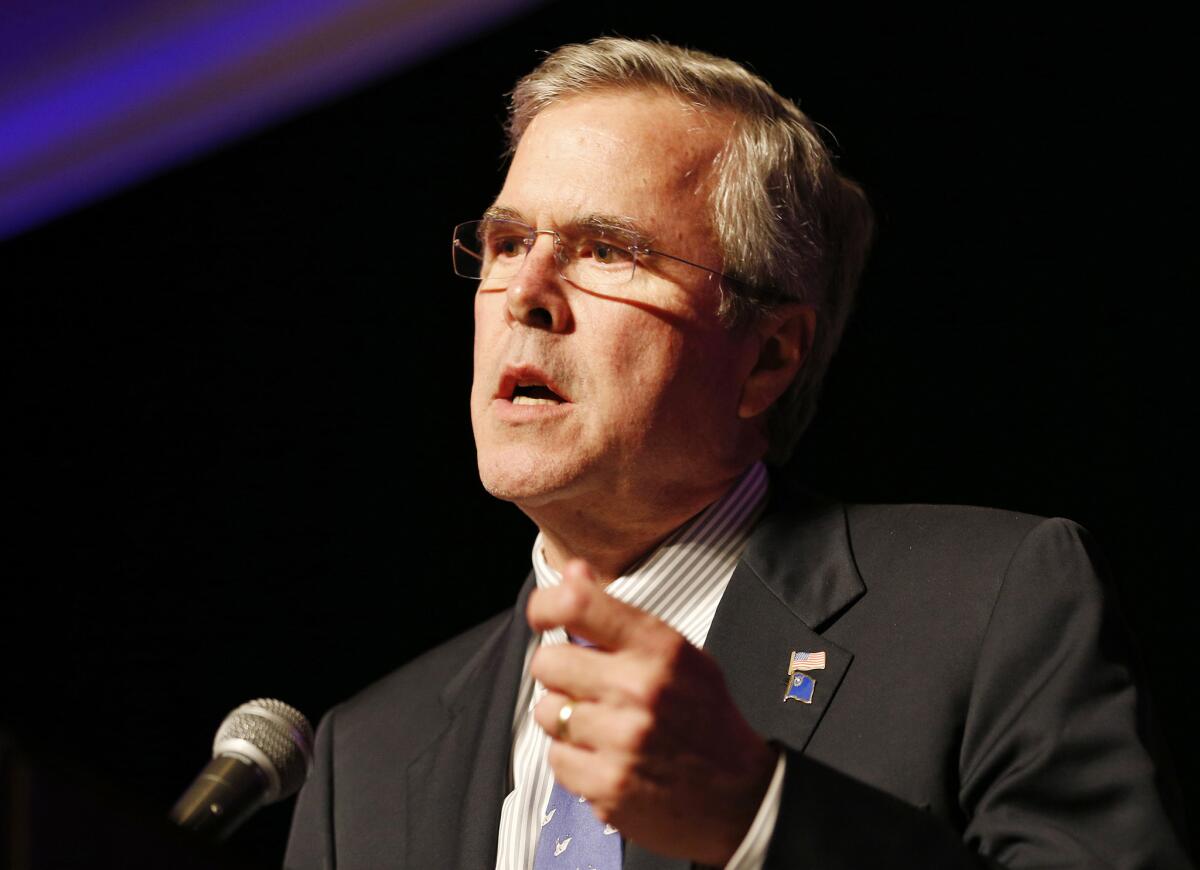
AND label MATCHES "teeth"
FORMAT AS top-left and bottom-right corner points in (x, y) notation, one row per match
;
(512, 395), (561, 406)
